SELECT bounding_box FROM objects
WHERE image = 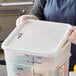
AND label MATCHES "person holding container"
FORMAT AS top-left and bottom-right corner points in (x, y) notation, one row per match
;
(16, 0), (76, 71)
